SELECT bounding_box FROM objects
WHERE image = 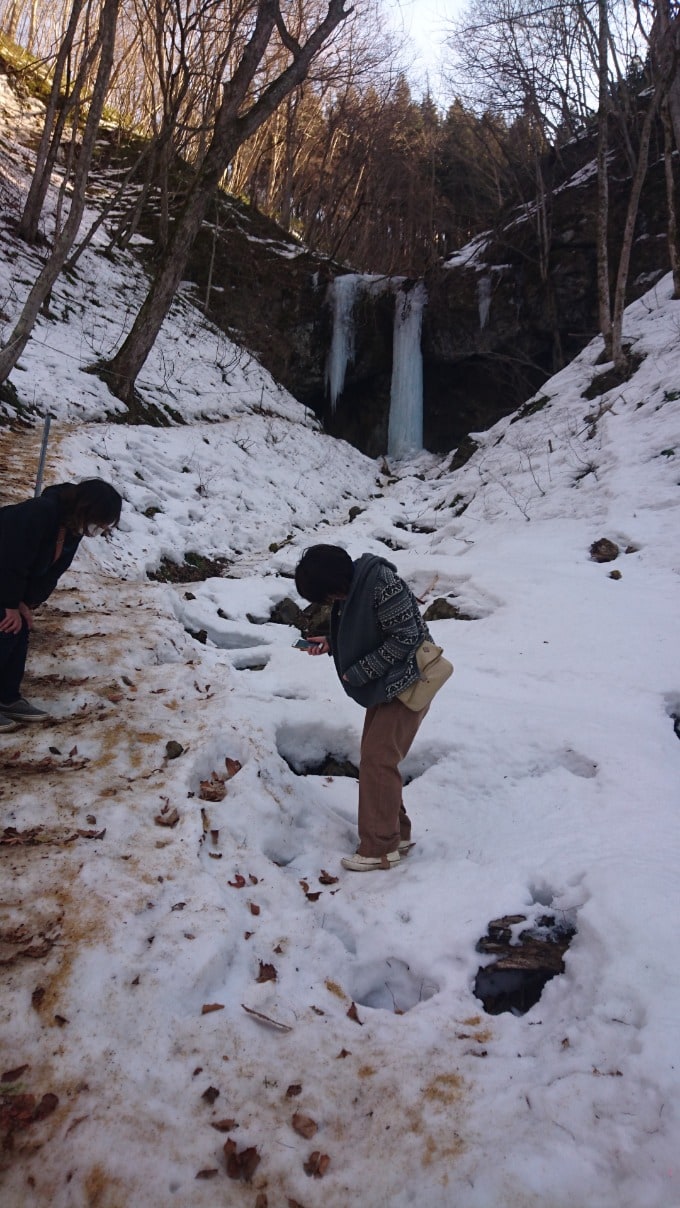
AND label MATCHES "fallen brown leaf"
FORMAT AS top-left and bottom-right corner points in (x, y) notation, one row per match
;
(286, 1083), (302, 1098)
(1, 1066), (29, 1084)
(304, 1151), (330, 1178)
(201, 1003), (225, 1015)
(256, 962), (277, 984)
(211, 1117), (238, 1132)
(154, 808), (179, 828)
(347, 1002), (363, 1025)
(199, 777), (227, 802)
(291, 1112), (318, 1139)
(224, 1138), (261, 1182)
(318, 870), (339, 885)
